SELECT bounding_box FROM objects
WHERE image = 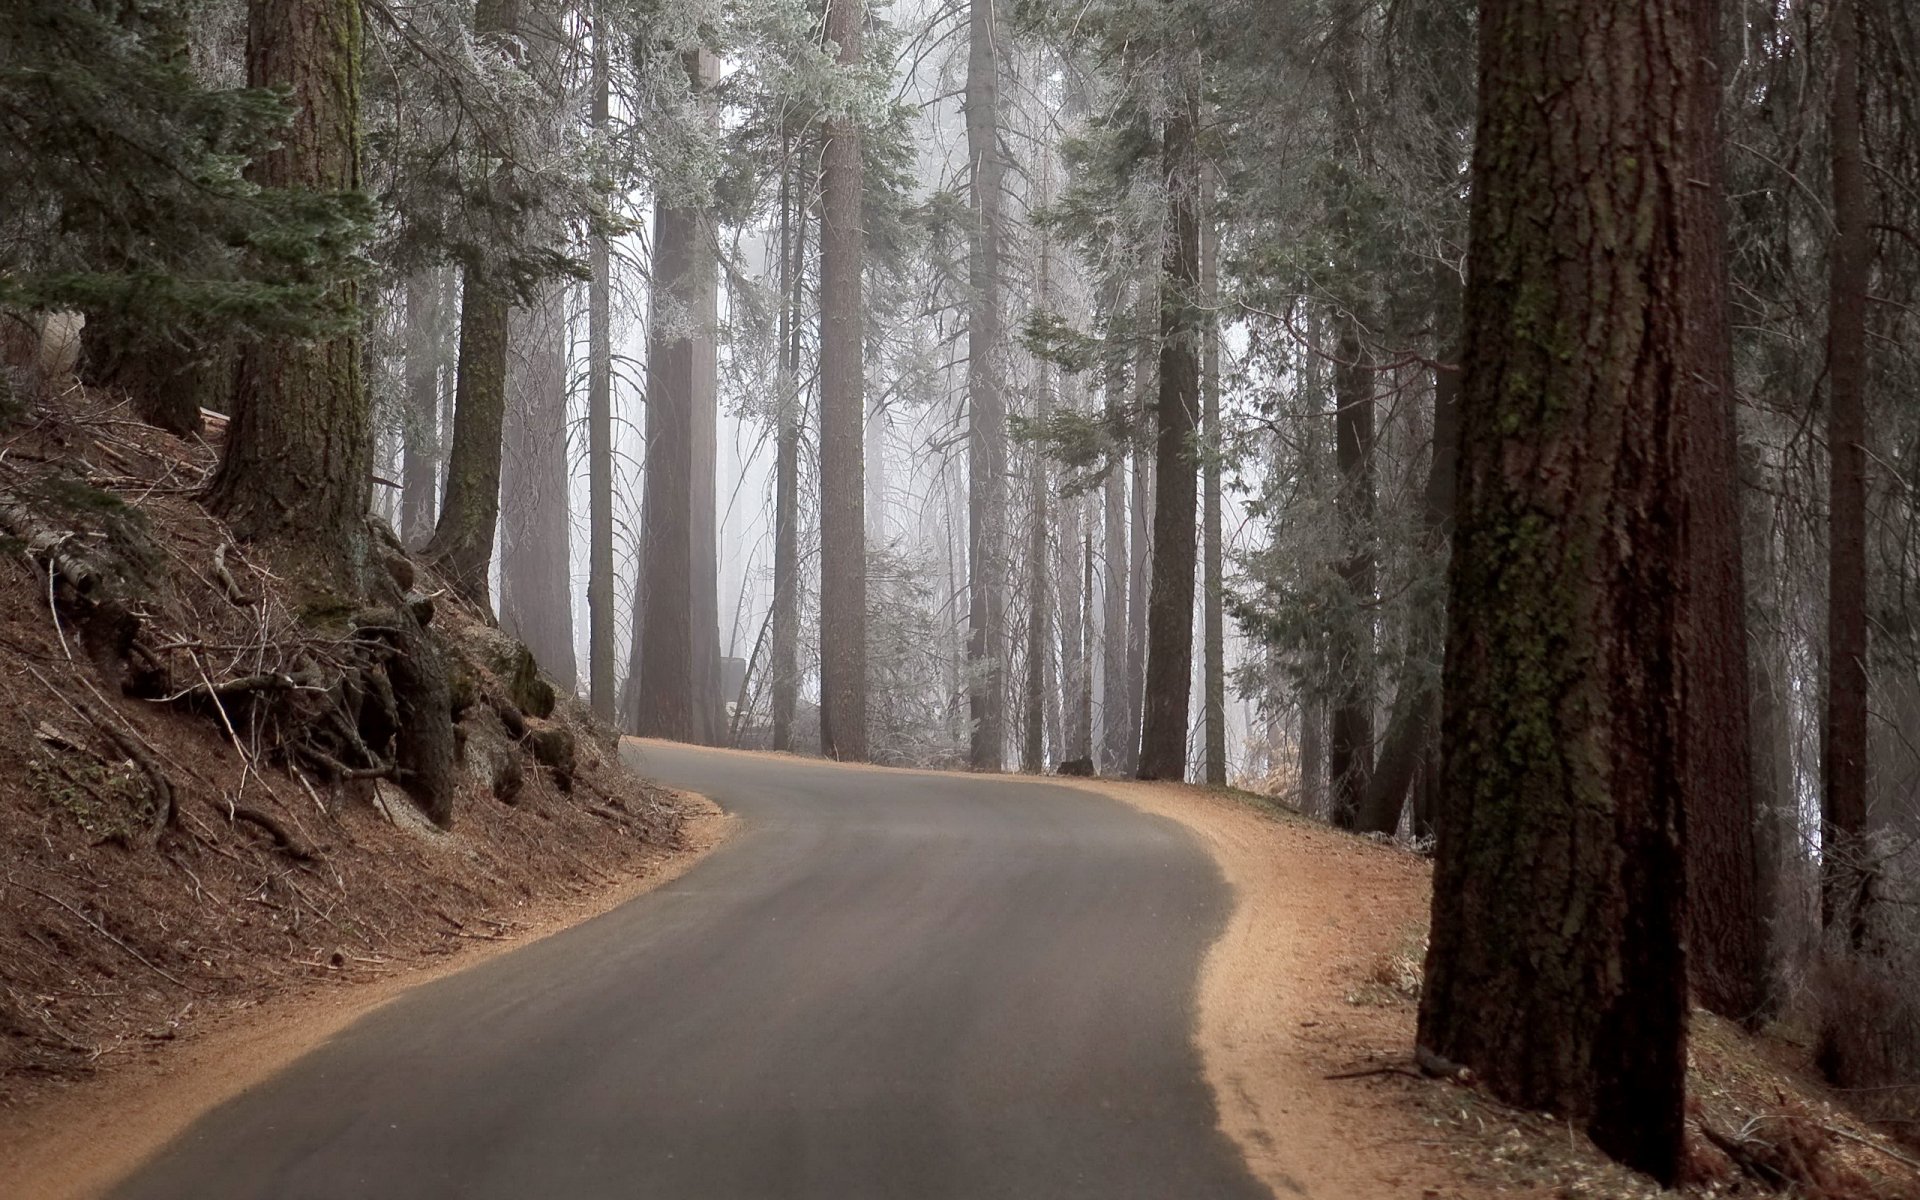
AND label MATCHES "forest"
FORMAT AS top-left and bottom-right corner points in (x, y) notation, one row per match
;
(4, 0), (1920, 1191)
